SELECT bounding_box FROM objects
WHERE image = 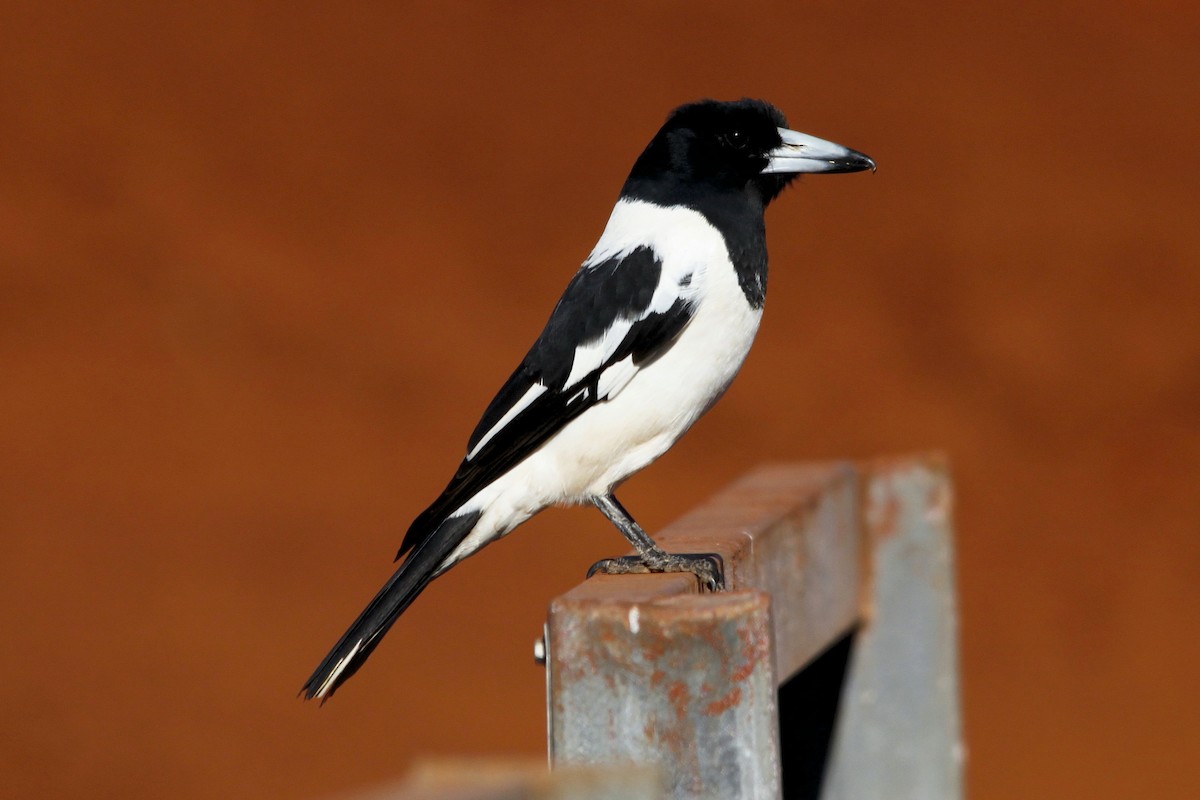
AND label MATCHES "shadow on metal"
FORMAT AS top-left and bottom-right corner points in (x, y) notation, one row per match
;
(779, 630), (856, 800)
